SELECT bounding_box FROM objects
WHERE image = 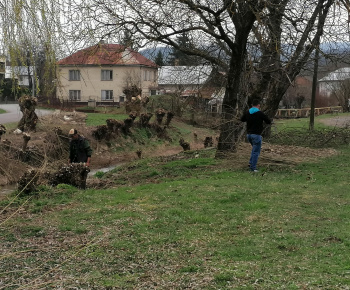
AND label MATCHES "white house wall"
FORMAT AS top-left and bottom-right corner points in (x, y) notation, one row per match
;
(318, 81), (336, 97)
(57, 65), (158, 102)
(318, 67), (350, 97)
